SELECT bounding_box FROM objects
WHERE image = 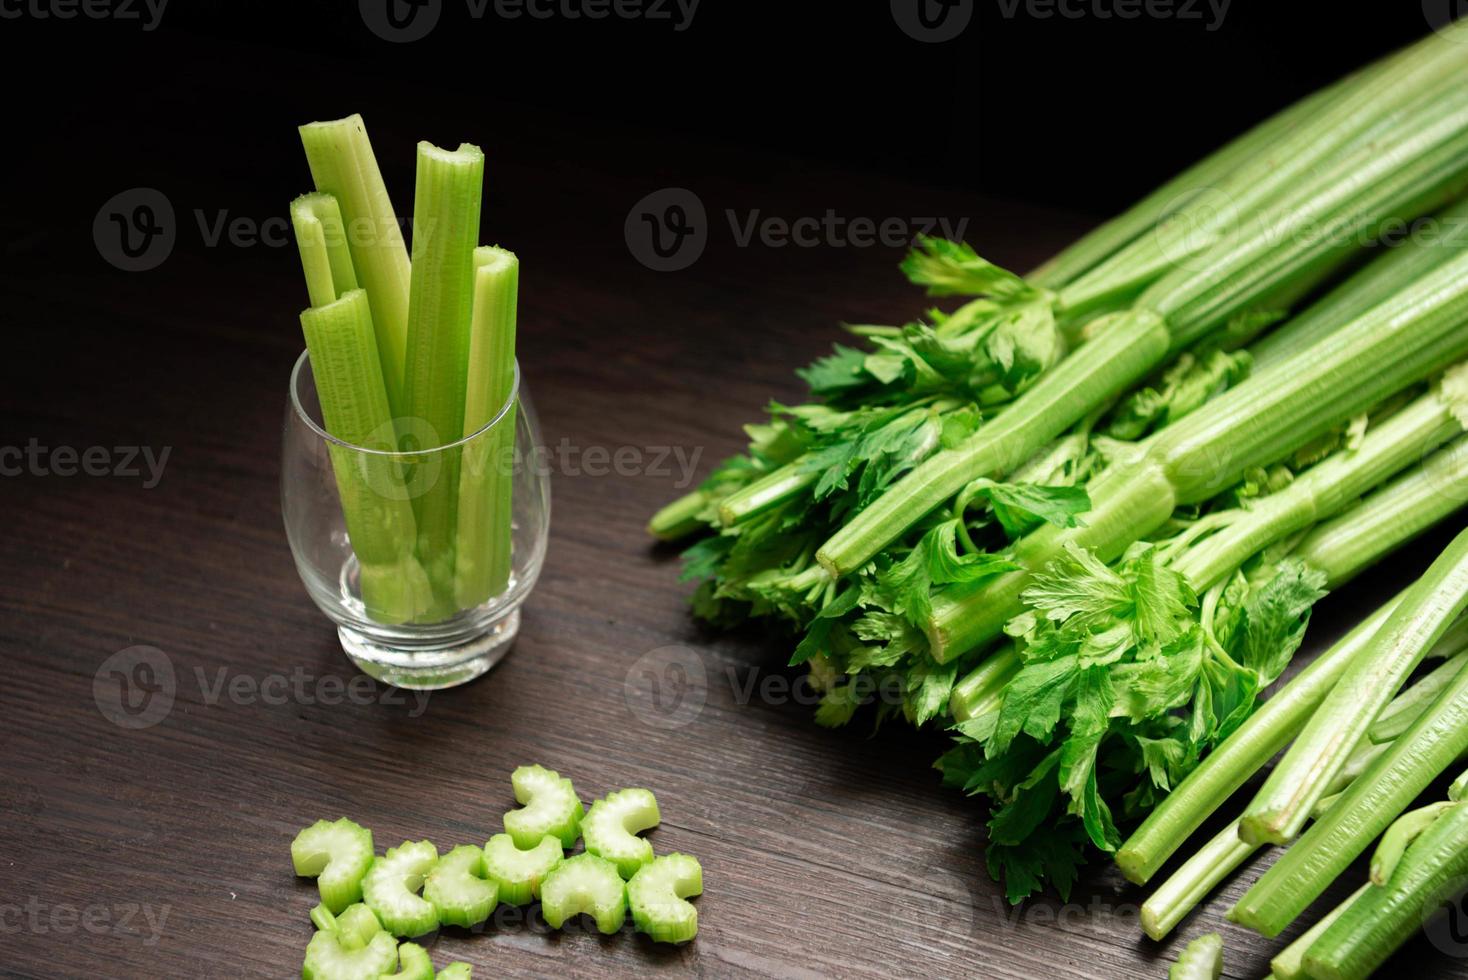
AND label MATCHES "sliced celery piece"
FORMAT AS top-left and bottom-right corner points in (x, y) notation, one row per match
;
(401, 141), (486, 618)
(582, 788), (660, 879)
(362, 840), (439, 938)
(424, 844), (497, 929)
(299, 290), (434, 624)
(291, 193), (358, 309)
(627, 853), (702, 943)
(437, 965), (473, 979)
(302, 903), (396, 980)
(291, 817), (375, 914)
(482, 832), (562, 906)
(454, 246), (519, 608)
(303, 925), (396, 980)
(383, 941), (434, 980)
(333, 902), (382, 949)
(539, 853), (628, 934)
(1168, 932), (1222, 980)
(299, 114), (412, 419)
(503, 764), (583, 850)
